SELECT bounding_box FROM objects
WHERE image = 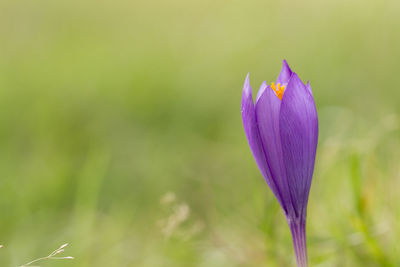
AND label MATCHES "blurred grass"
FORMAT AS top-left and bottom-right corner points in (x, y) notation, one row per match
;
(0, 0), (399, 266)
